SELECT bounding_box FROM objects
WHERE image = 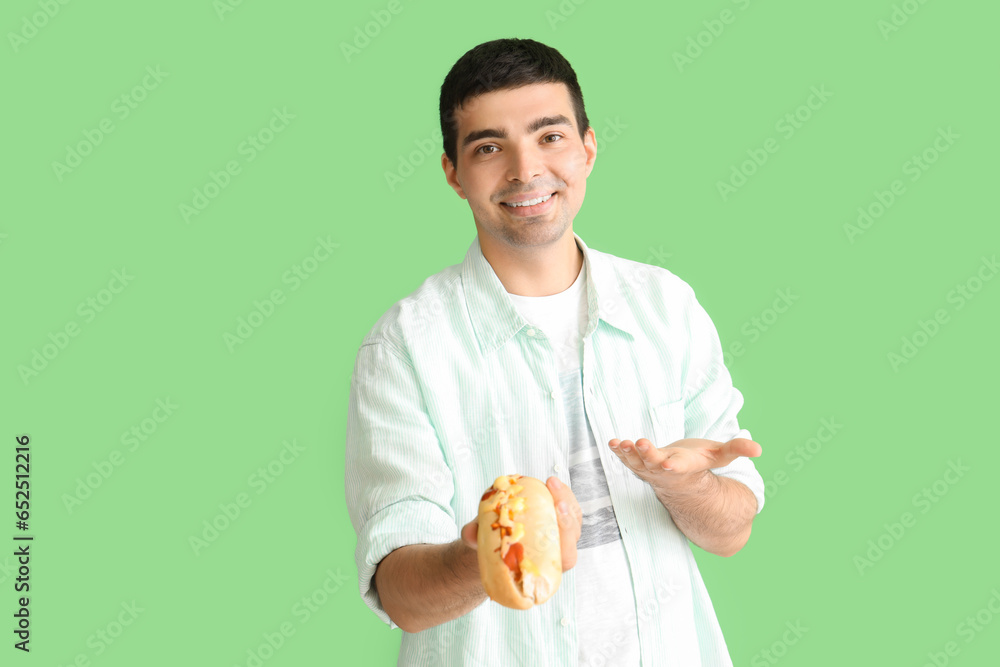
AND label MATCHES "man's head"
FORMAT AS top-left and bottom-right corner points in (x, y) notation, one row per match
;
(439, 38), (590, 170)
(439, 38), (597, 253)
